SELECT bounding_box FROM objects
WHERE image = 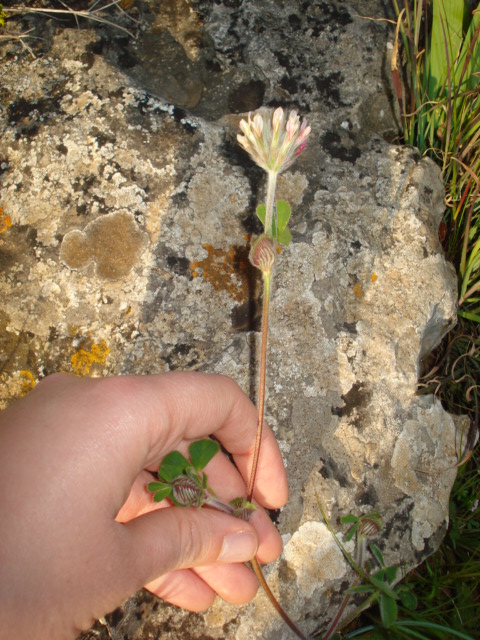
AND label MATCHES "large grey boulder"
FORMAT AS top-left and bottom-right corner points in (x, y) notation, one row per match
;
(0, 1), (459, 638)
